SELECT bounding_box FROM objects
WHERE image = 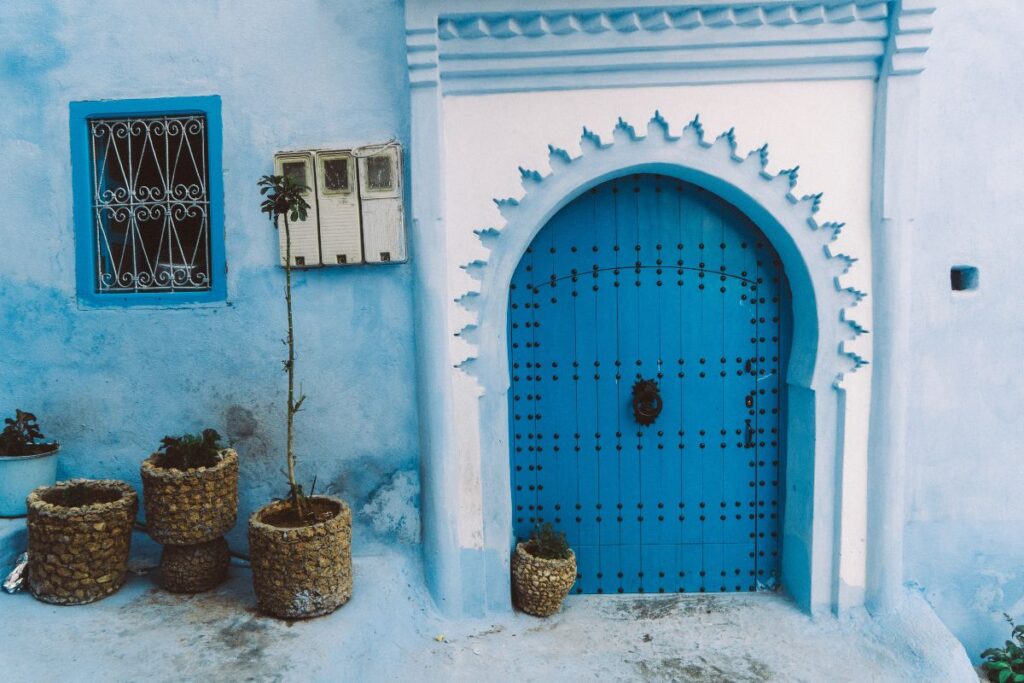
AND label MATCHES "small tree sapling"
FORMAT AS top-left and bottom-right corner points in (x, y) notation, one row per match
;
(258, 173), (314, 523)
